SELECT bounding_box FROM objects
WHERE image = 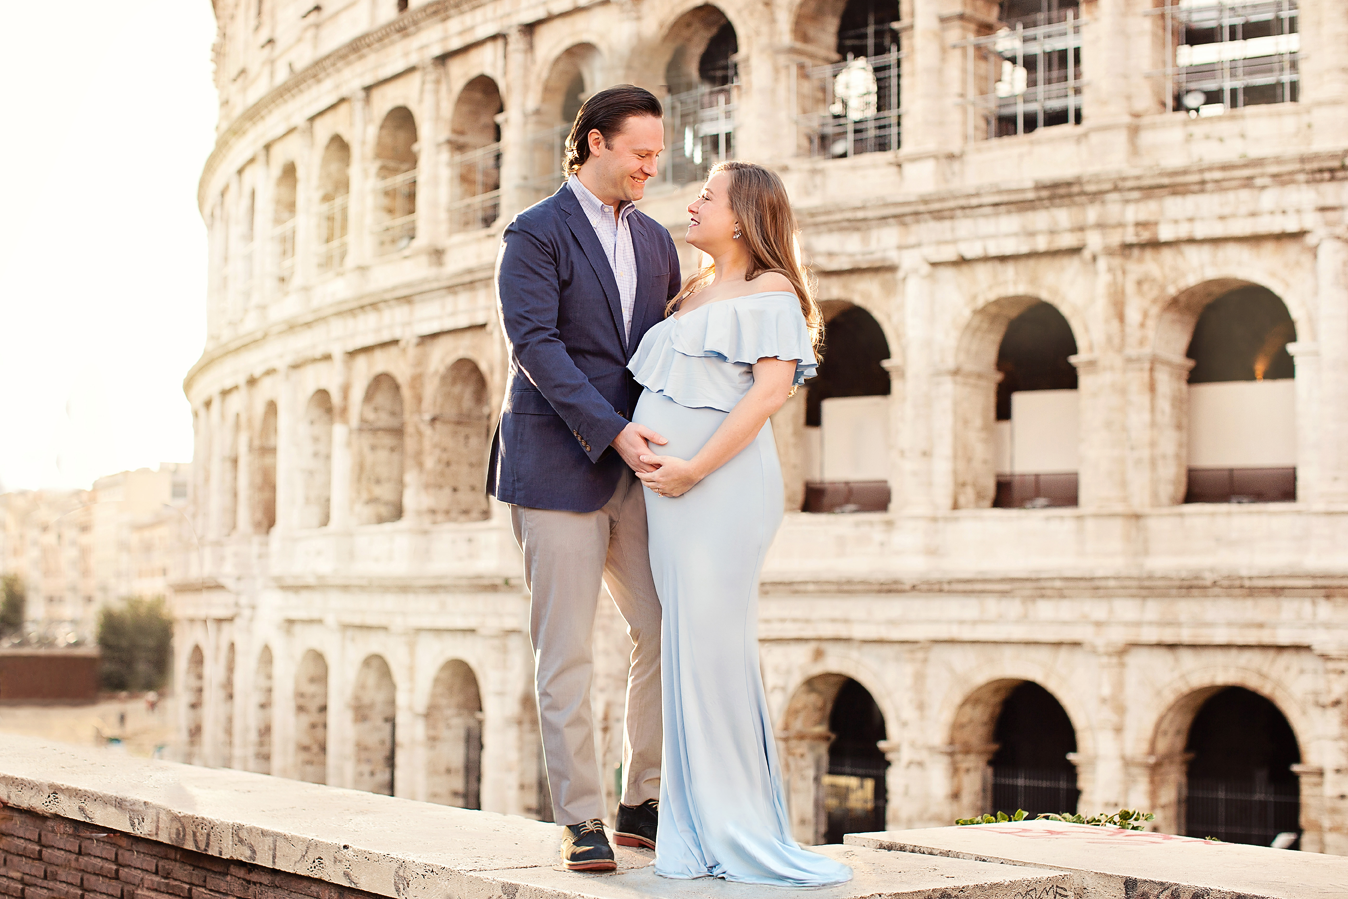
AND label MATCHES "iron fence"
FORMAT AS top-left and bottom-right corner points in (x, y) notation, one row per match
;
(1184, 776), (1299, 846)
(372, 169), (417, 255)
(989, 766), (1079, 818)
(449, 142), (502, 233)
(317, 195), (349, 273)
(799, 48), (904, 158)
(663, 83), (737, 185)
